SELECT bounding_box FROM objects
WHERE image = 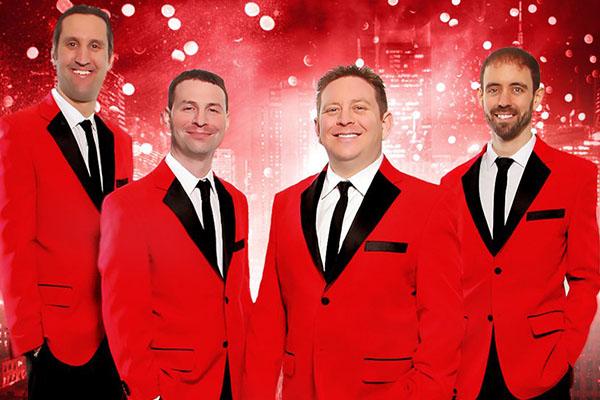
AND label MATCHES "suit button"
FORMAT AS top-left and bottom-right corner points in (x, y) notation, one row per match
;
(487, 314), (493, 322)
(224, 296), (229, 304)
(223, 341), (228, 348)
(321, 297), (330, 305)
(494, 267), (502, 275)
